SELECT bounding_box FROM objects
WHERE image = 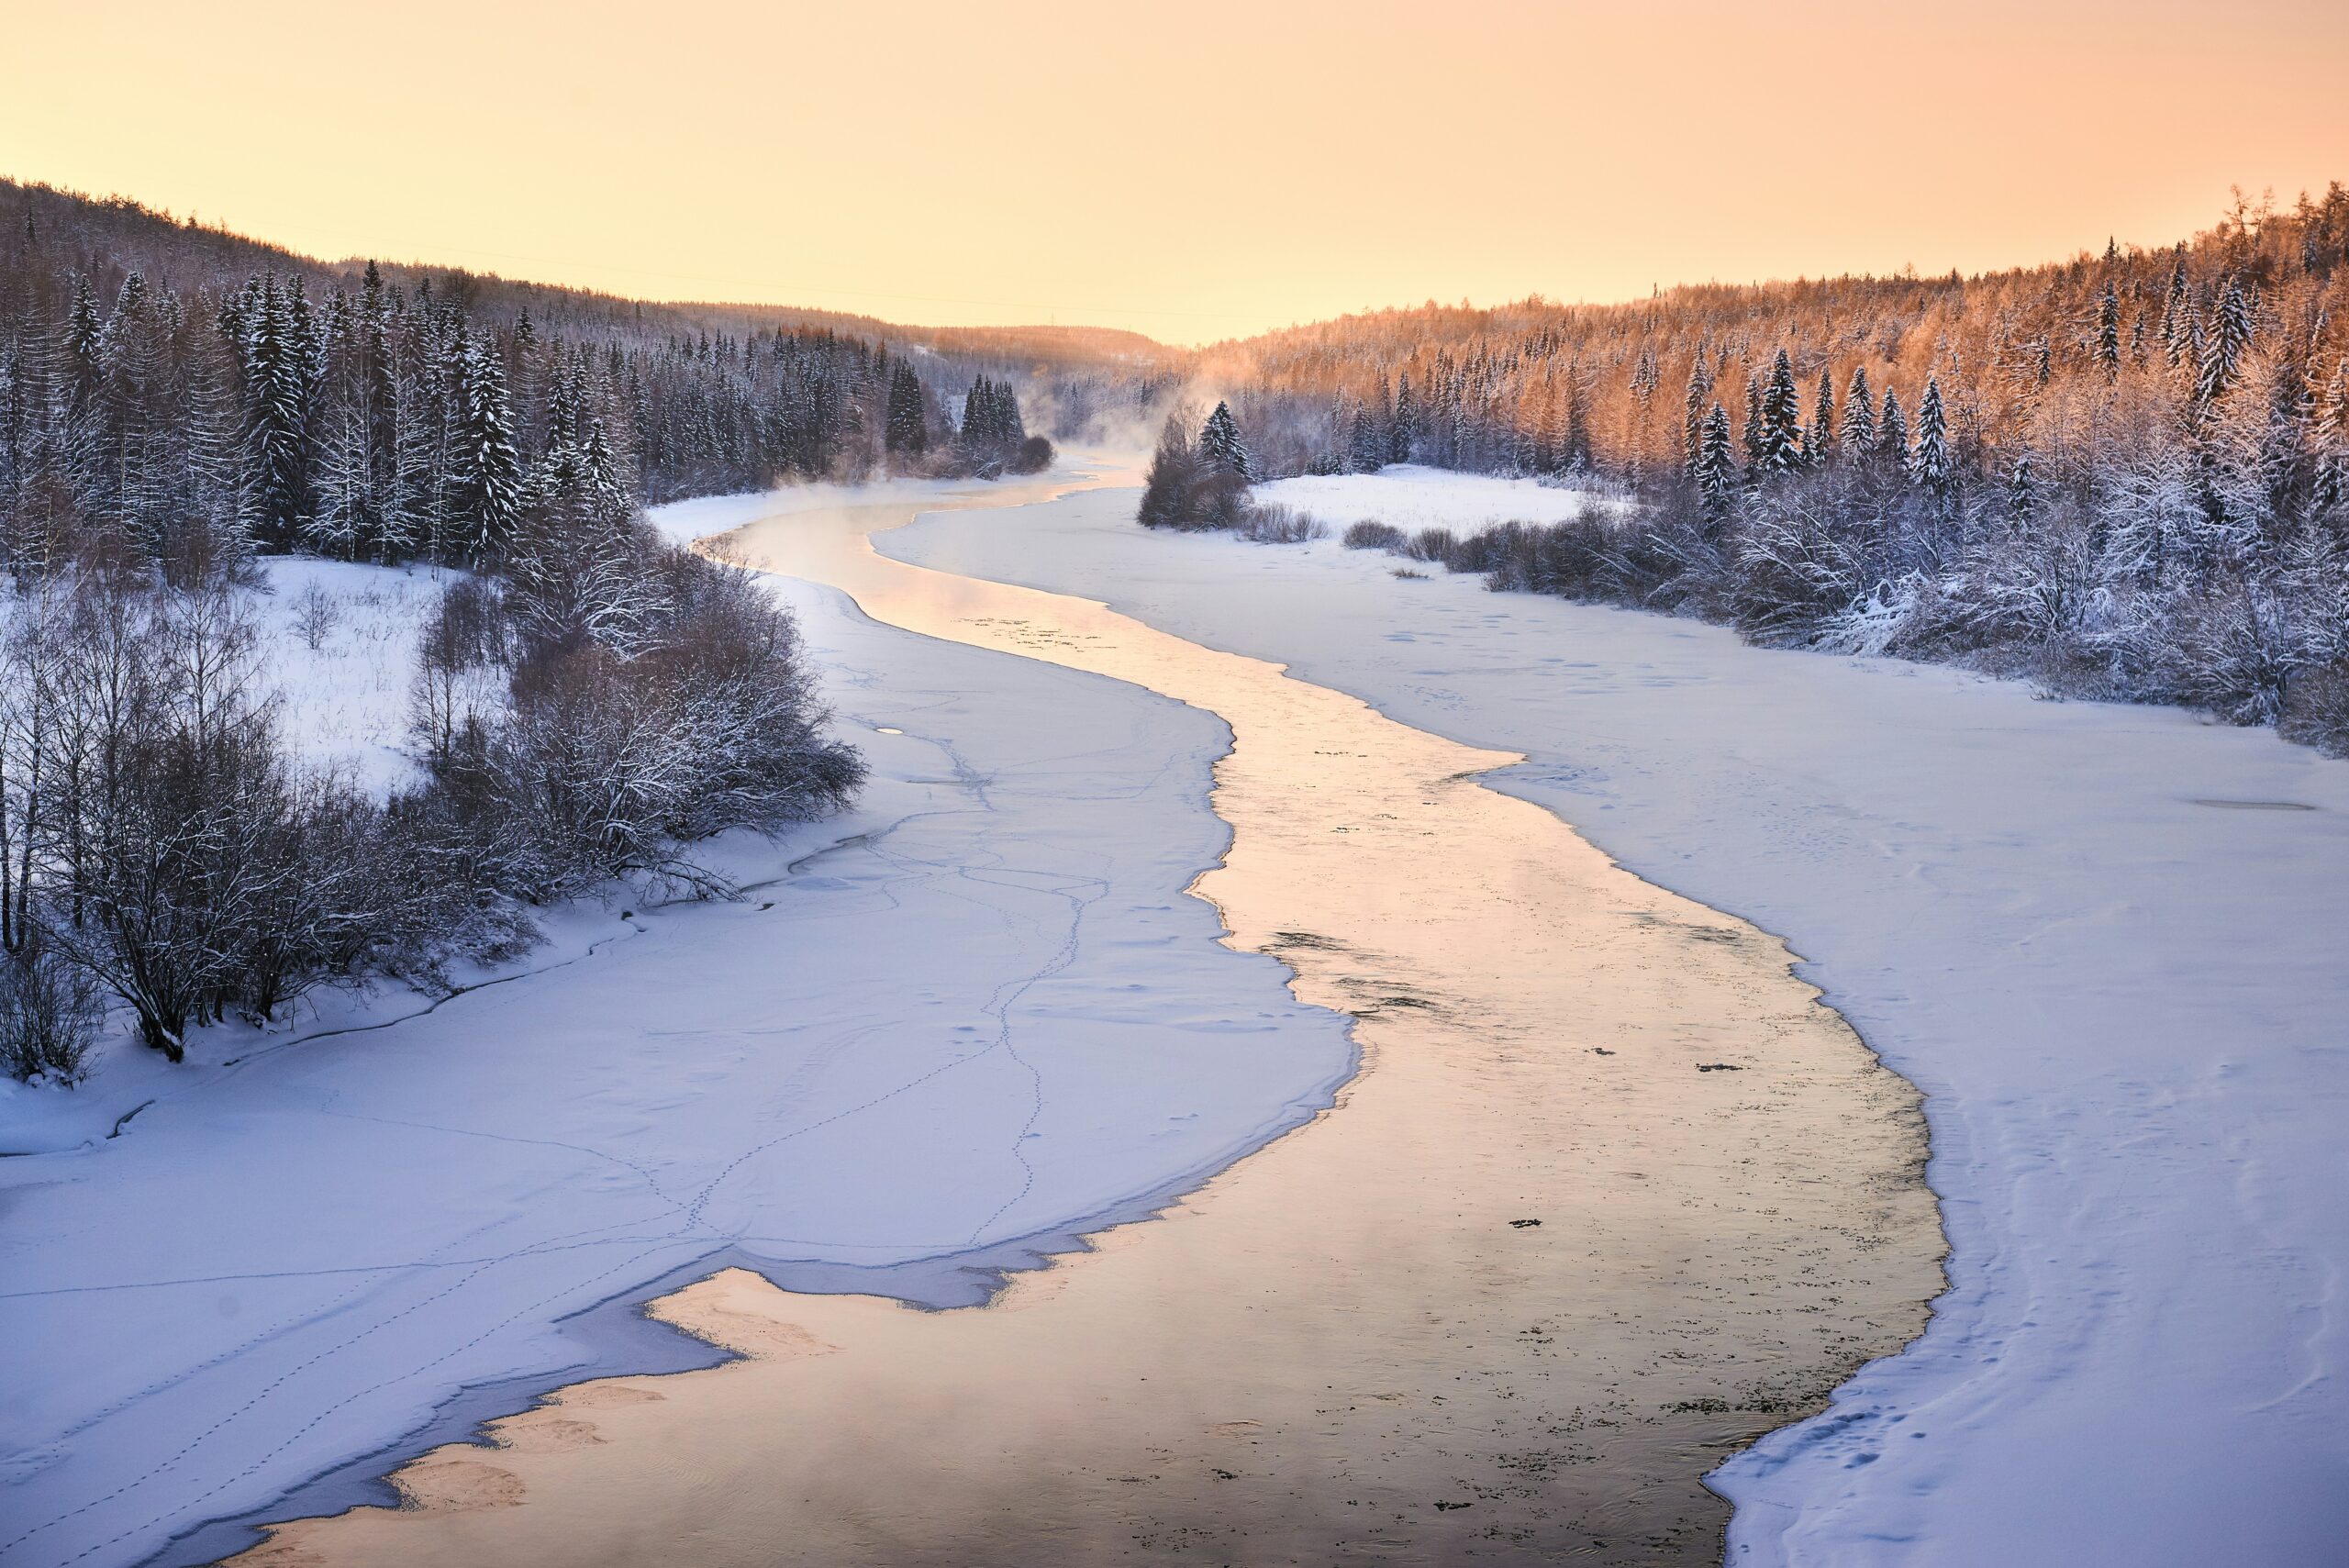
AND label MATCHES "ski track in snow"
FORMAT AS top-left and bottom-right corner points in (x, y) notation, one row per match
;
(0, 485), (1353, 1568)
(887, 474), (2349, 1568)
